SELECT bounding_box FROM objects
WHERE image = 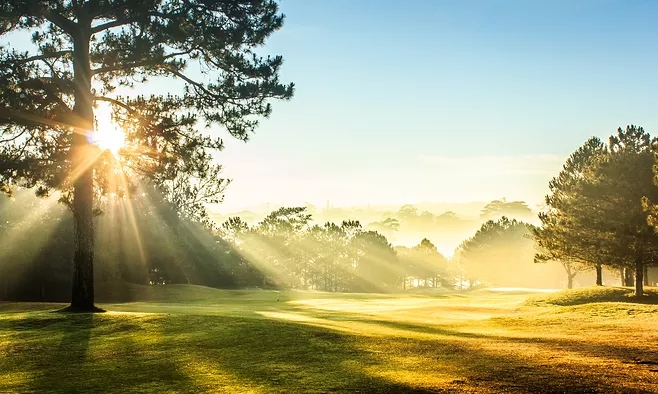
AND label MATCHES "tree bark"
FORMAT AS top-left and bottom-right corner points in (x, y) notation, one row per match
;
(567, 273), (574, 290)
(595, 264), (603, 286)
(620, 268), (625, 286)
(70, 21), (96, 311)
(624, 267), (634, 287)
(635, 258), (644, 297)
